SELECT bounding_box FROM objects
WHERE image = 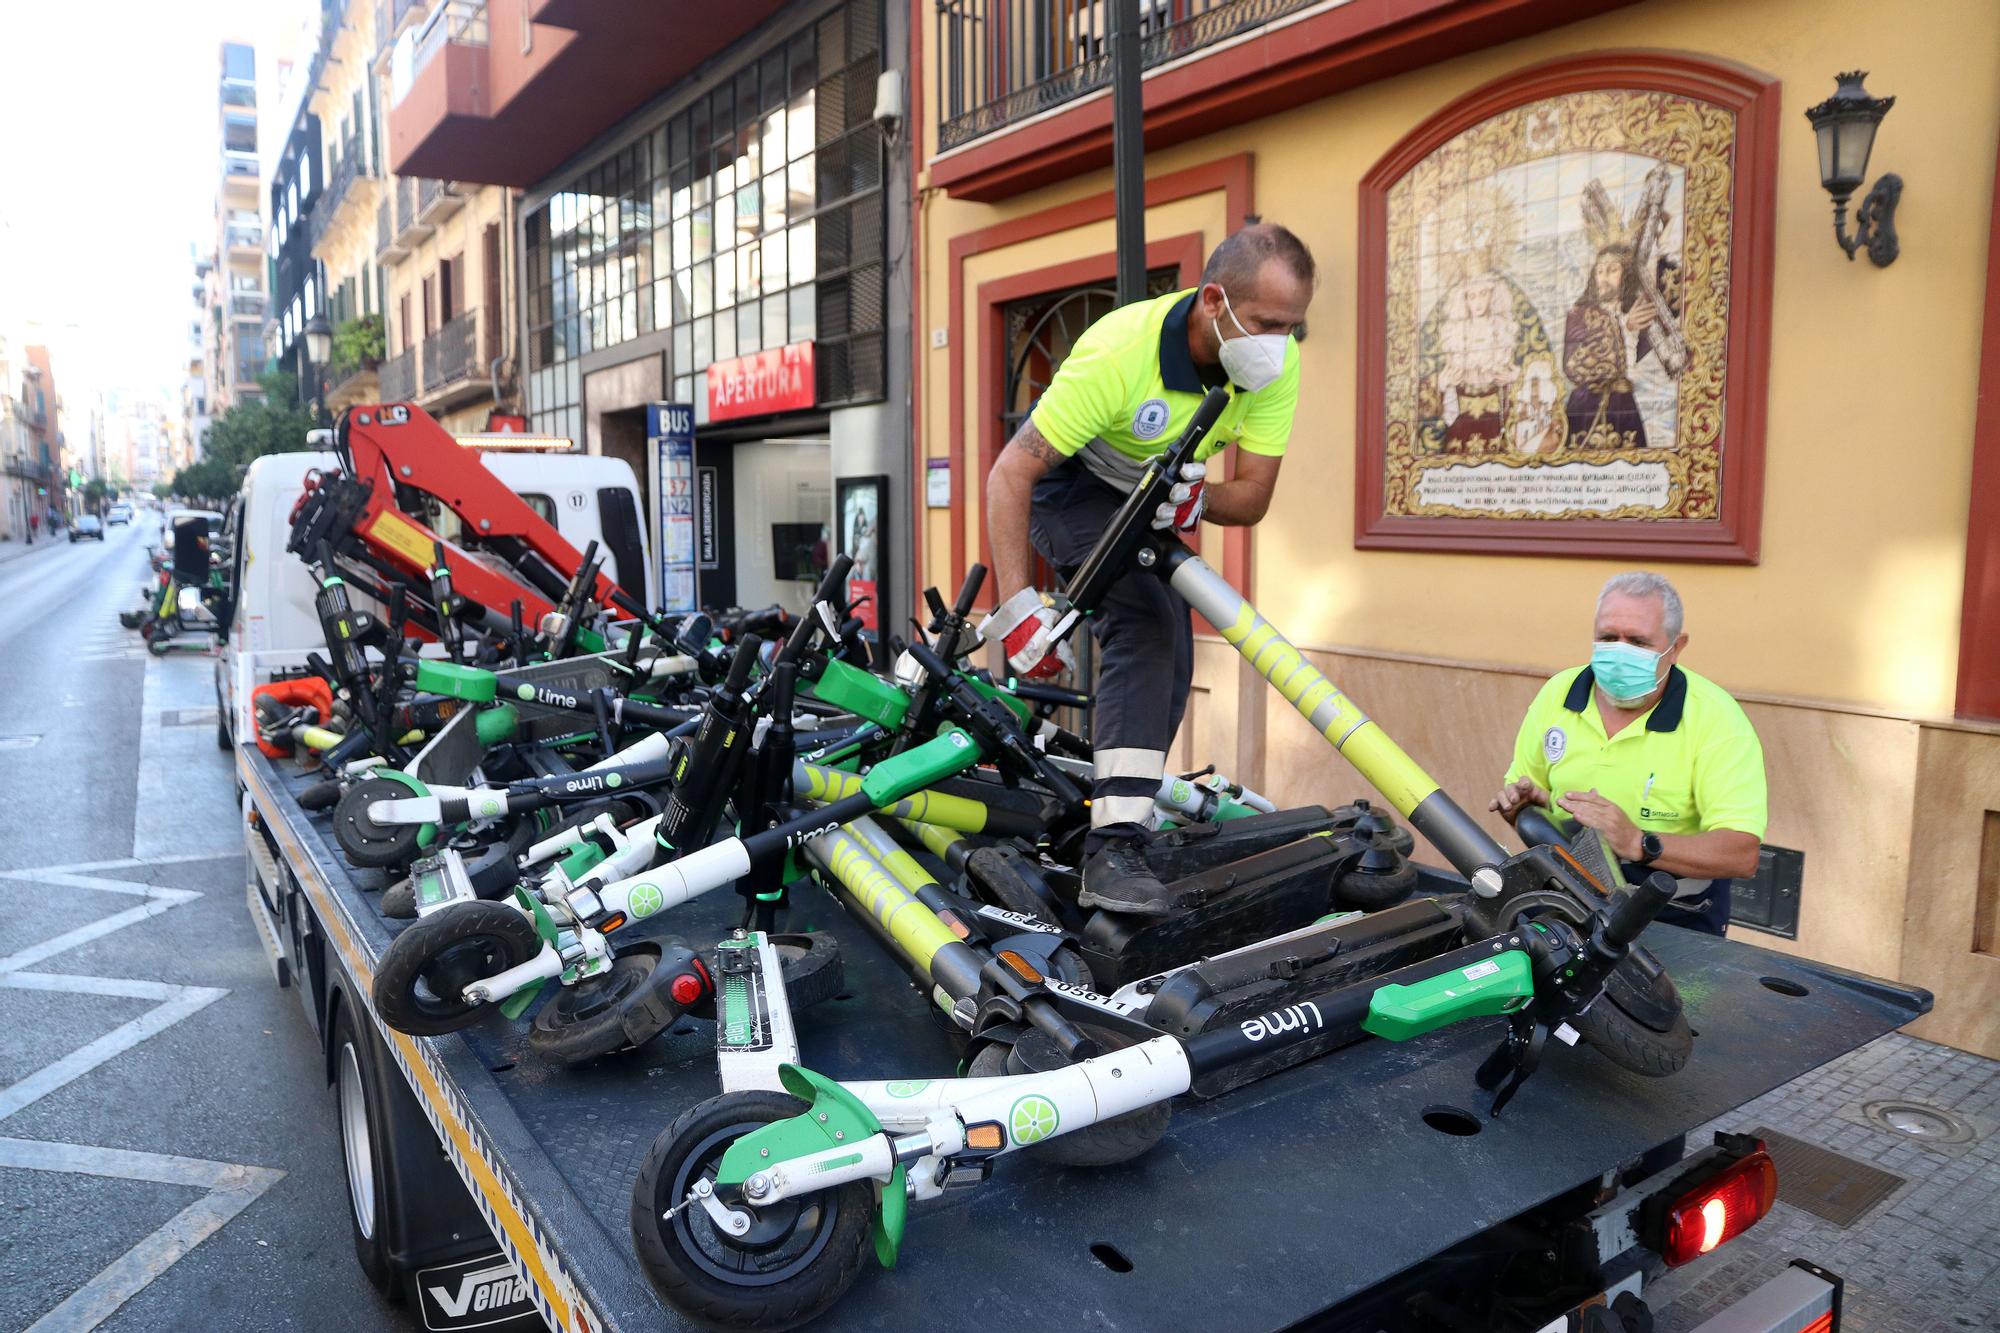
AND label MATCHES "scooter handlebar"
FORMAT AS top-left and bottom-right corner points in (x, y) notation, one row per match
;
(953, 563), (987, 618)
(723, 634), (762, 695)
(1600, 870), (1680, 953)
